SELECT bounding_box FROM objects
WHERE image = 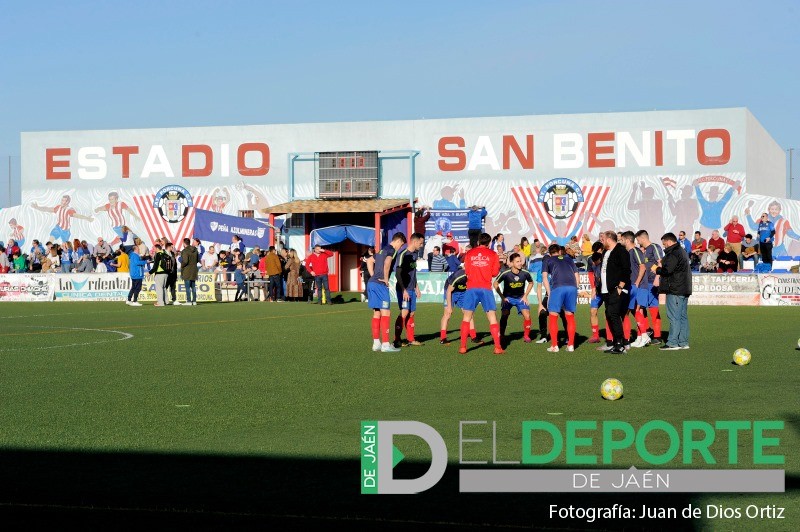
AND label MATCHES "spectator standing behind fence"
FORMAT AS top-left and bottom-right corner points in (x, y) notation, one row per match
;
(467, 205), (487, 248)
(126, 248), (146, 306)
(60, 241), (73, 273)
(428, 246), (447, 272)
(723, 216), (746, 258)
(149, 243), (170, 307)
(180, 238), (199, 306)
(264, 246), (284, 302)
(756, 213), (776, 265)
(305, 245), (333, 305)
(201, 245), (217, 272)
(444, 247), (460, 272)
(285, 249), (303, 302)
